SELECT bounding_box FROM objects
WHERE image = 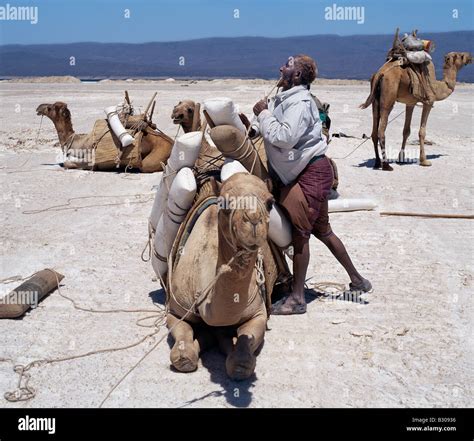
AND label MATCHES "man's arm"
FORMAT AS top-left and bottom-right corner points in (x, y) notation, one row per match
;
(257, 101), (309, 149)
